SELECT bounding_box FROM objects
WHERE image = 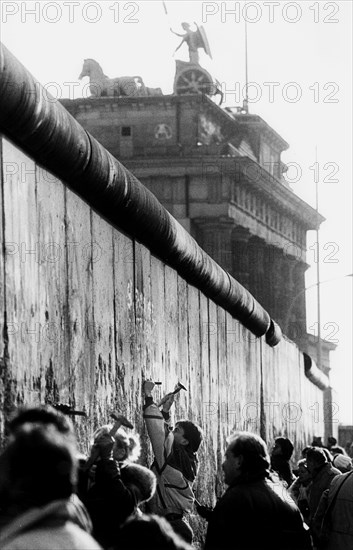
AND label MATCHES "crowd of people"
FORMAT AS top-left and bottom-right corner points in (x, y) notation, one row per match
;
(0, 382), (352, 550)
